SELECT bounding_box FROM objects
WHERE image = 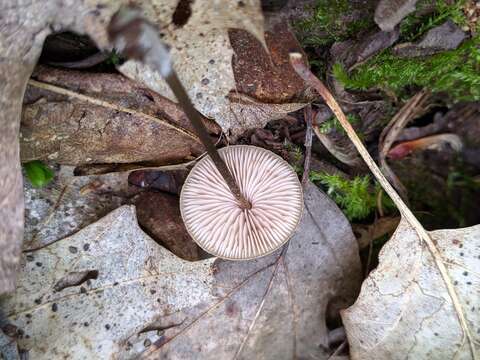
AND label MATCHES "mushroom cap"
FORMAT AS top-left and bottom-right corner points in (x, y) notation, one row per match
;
(180, 145), (303, 260)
